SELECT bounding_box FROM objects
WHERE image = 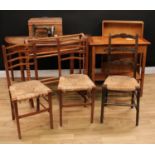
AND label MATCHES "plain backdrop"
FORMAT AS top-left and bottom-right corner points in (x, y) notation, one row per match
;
(0, 10), (154, 70)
